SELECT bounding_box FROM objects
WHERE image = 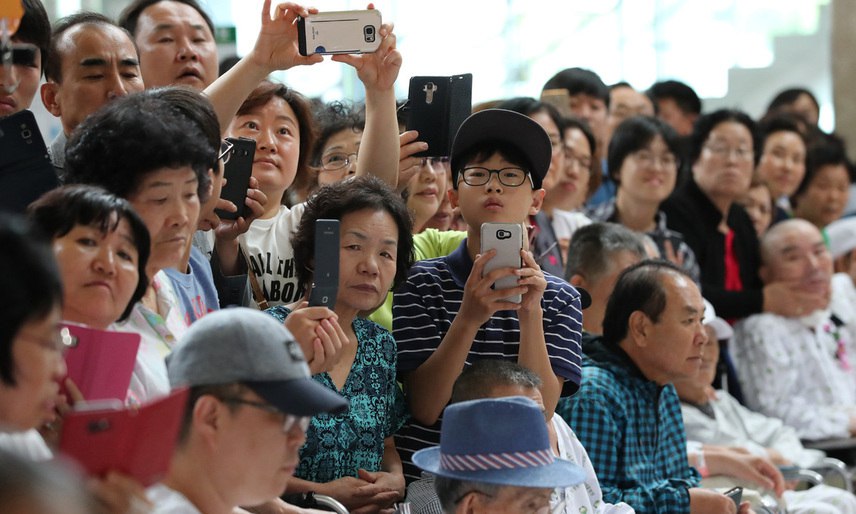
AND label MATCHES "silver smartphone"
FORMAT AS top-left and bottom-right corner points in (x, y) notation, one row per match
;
(297, 10), (382, 56)
(480, 223), (523, 303)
